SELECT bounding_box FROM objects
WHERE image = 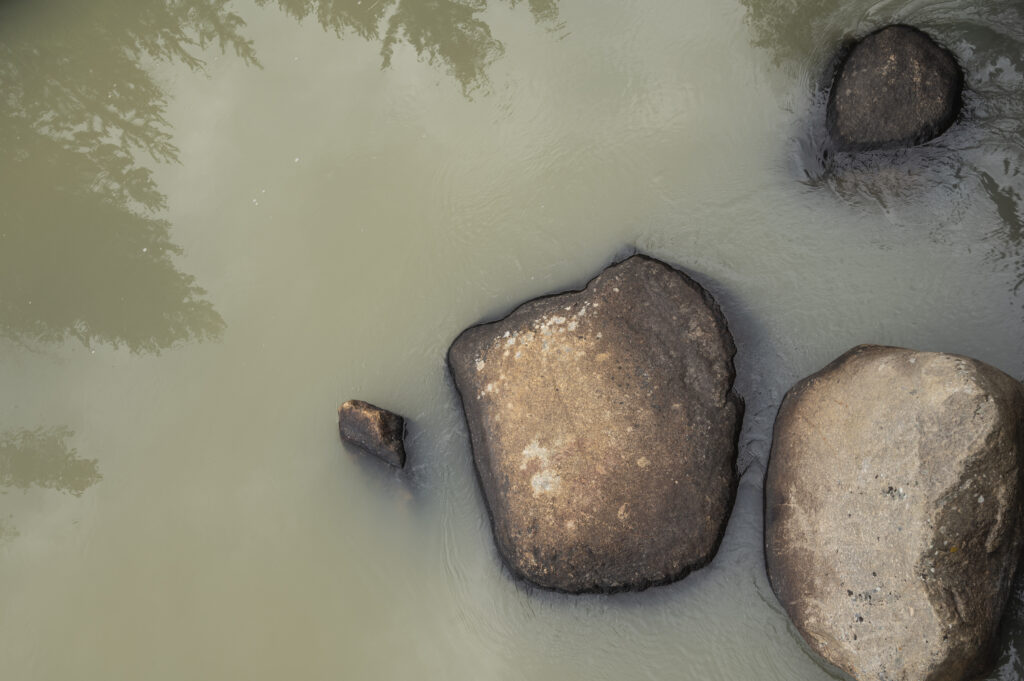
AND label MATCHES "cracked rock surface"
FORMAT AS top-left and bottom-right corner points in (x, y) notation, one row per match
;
(448, 255), (742, 593)
(765, 345), (1024, 681)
